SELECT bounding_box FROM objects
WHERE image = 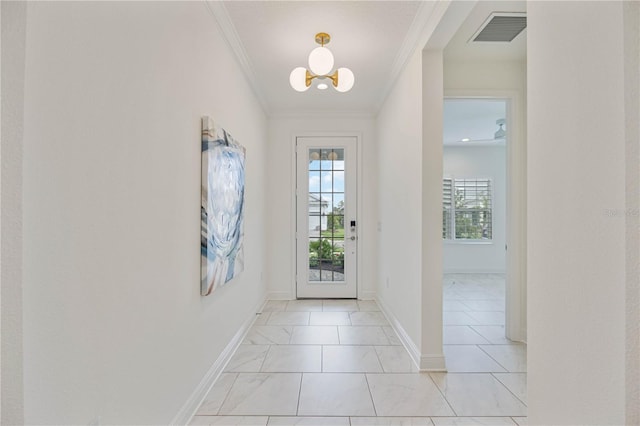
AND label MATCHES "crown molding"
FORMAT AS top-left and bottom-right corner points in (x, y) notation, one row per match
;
(205, 1), (271, 114)
(374, 0), (453, 113)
